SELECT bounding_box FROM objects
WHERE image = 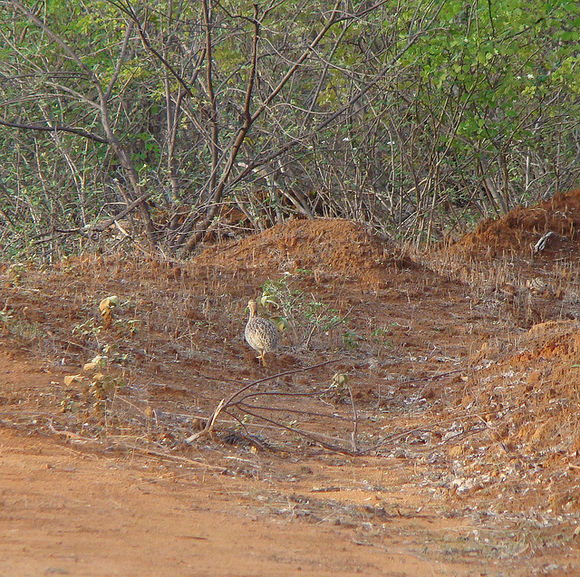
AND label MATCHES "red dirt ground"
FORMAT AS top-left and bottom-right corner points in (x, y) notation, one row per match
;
(0, 190), (579, 576)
